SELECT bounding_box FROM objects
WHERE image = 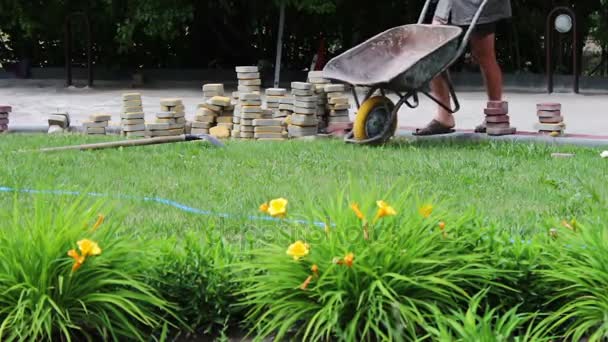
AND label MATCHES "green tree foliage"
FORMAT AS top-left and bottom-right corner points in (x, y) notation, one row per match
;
(0, 0), (605, 73)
